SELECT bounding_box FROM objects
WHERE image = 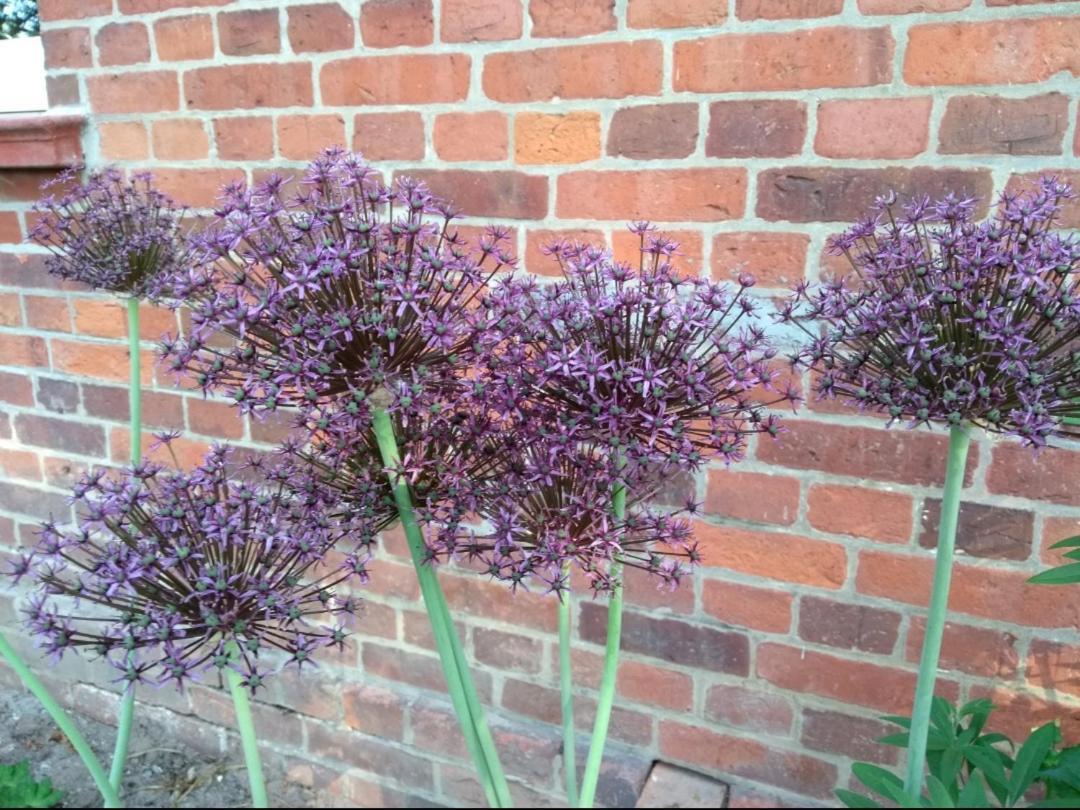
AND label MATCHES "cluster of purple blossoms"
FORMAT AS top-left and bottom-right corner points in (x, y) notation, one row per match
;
(10, 443), (370, 692)
(162, 147), (514, 441)
(778, 178), (1080, 447)
(30, 166), (191, 300)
